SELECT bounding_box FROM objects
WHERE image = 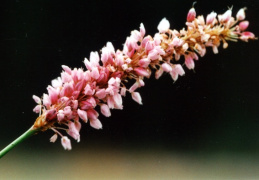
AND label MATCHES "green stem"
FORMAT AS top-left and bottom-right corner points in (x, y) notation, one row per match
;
(0, 126), (40, 159)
